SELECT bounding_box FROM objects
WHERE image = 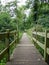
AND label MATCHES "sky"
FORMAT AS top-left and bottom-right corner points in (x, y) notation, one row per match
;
(1, 0), (30, 17)
(1, 0), (27, 6)
(17, 0), (26, 6)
